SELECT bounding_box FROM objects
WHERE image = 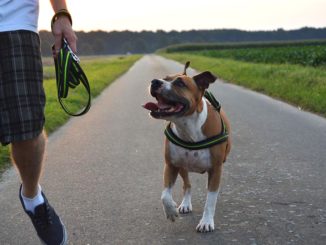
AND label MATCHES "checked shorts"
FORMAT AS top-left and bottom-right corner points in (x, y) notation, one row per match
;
(0, 30), (45, 145)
